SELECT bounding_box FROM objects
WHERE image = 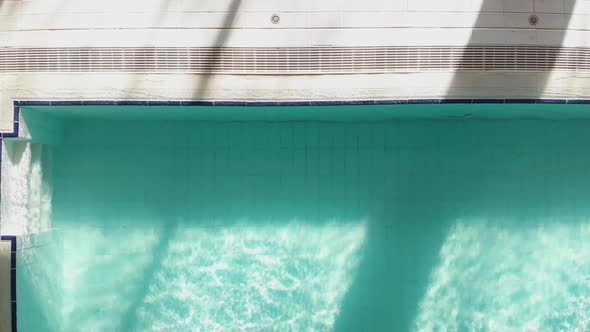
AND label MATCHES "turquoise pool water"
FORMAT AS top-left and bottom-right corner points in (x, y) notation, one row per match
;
(16, 105), (590, 331)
